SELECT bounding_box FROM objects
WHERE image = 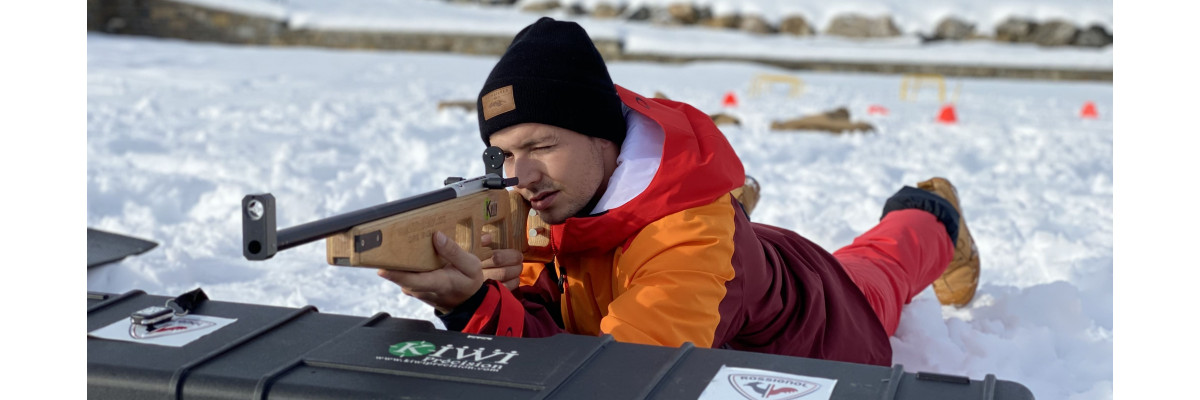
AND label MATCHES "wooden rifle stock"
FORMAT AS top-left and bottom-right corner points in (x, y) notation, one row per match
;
(326, 190), (552, 271)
